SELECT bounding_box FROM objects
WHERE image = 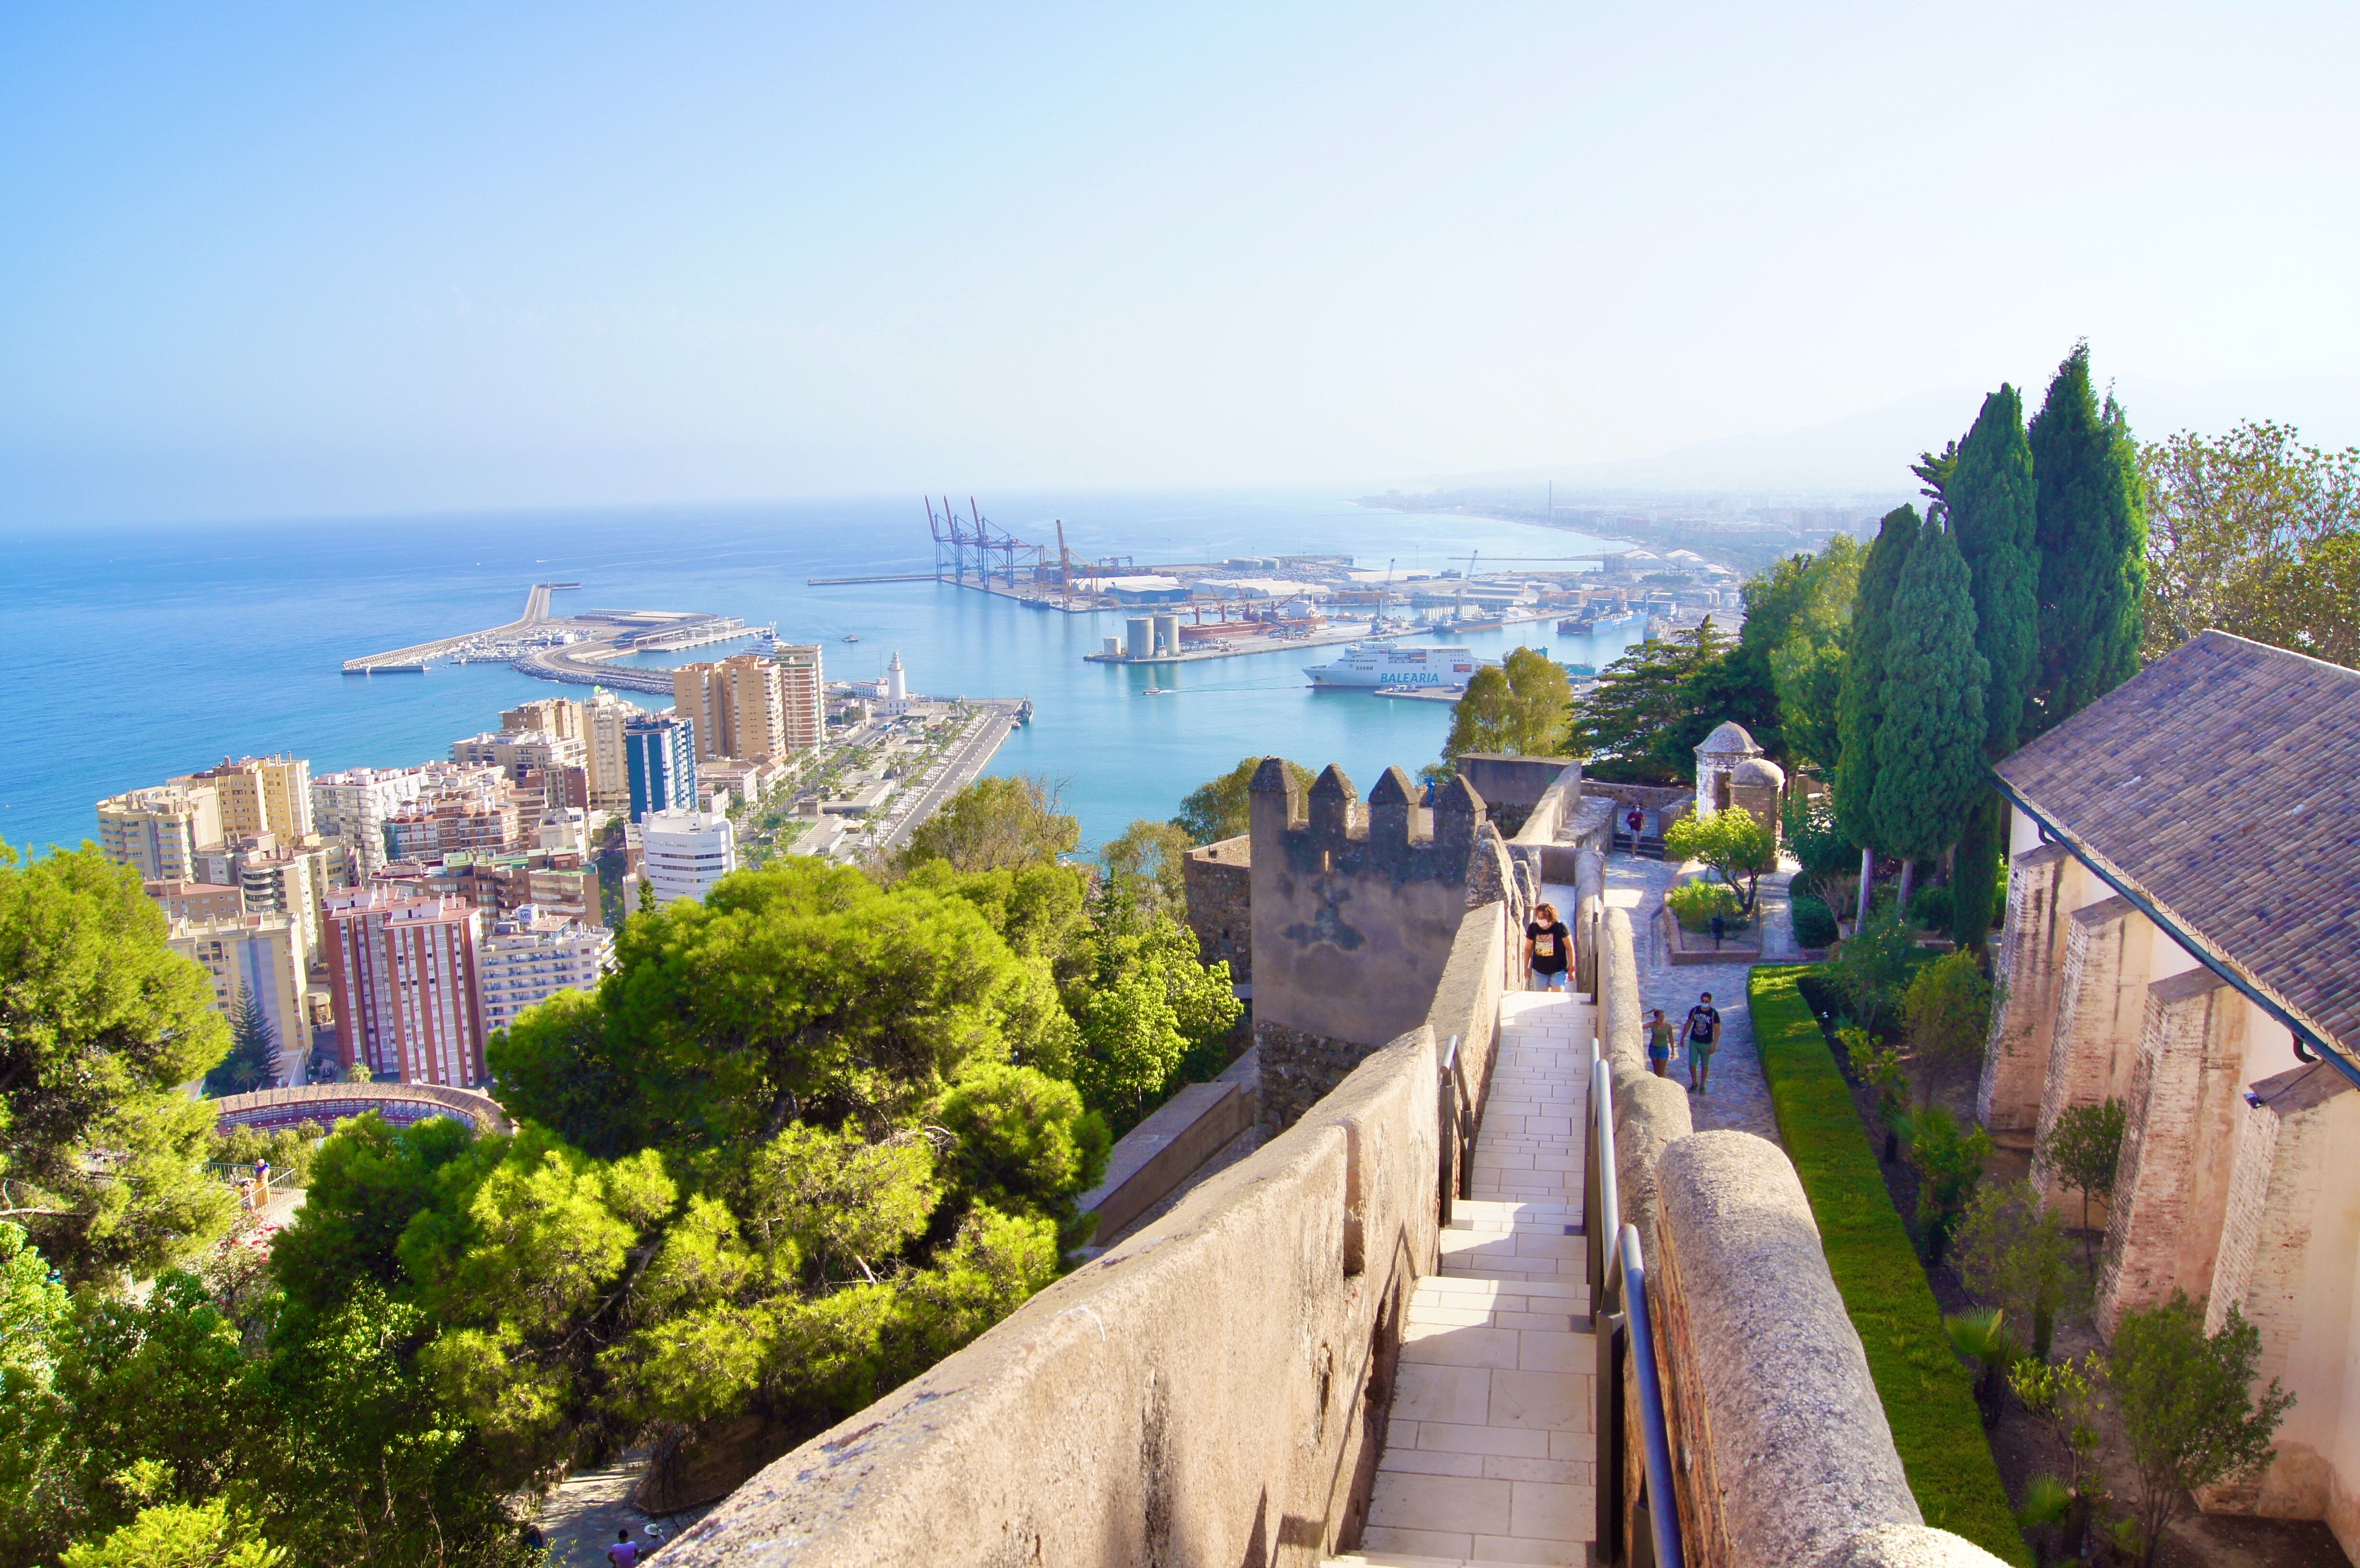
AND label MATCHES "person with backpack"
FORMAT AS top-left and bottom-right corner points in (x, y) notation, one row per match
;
(1524, 901), (1572, 992)
(1684, 992), (1721, 1093)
